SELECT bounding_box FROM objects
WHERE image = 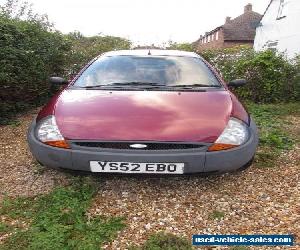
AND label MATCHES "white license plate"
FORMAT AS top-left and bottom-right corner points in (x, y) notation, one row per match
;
(90, 161), (184, 174)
